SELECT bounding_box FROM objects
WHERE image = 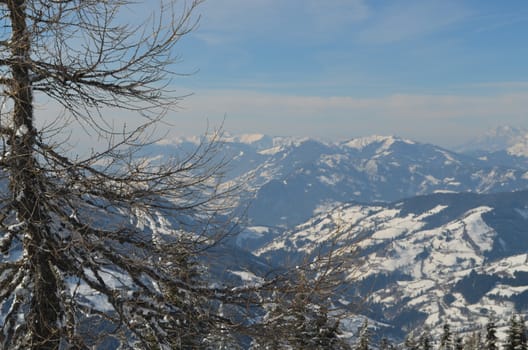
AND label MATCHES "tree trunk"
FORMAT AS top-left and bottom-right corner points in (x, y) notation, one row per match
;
(8, 1), (60, 348)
